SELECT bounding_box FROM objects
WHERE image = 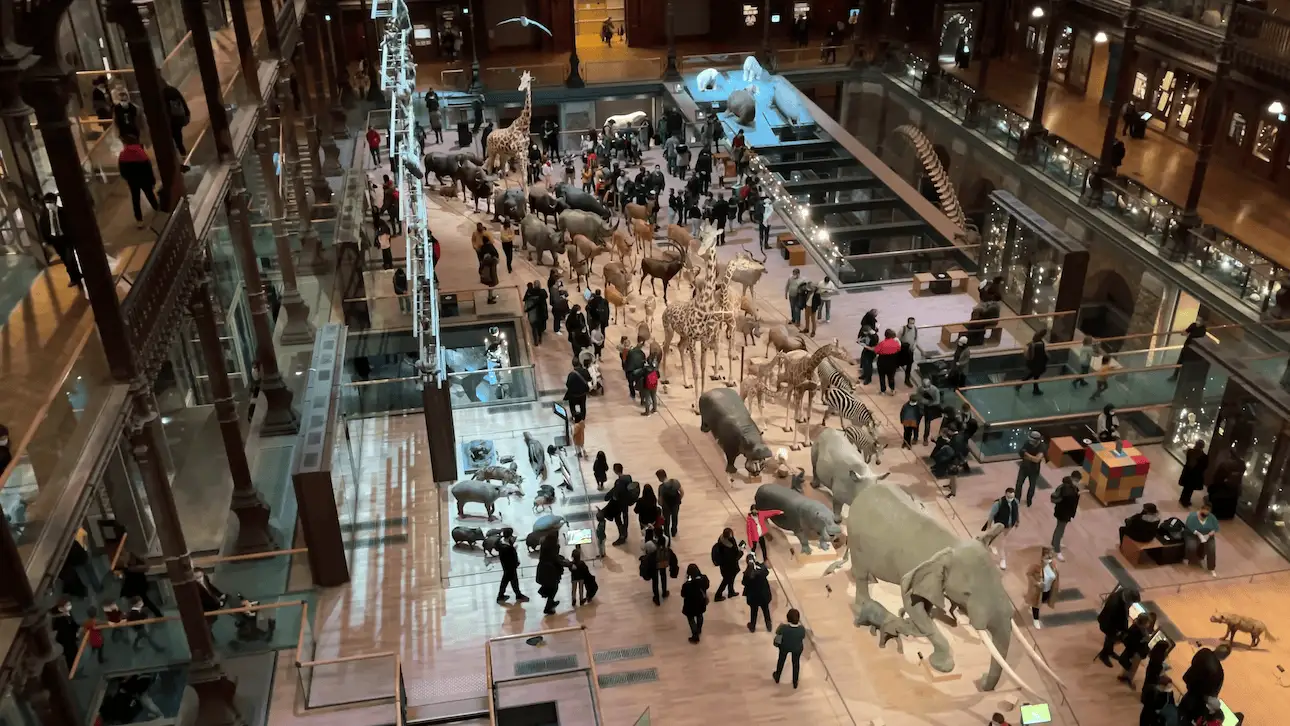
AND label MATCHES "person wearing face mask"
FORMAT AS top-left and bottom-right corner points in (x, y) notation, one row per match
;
(1024, 547), (1060, 629)
(1096, 403), (1120, 441)
(710, 528), (744, 600)
(51, 598), (80, 669)
(898, 317), (919, 387)
(759, 197), (774, 250)
(983, 487), (1020, 570)
(39, 193), (81, 288)
(916, 377), (942, 446)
